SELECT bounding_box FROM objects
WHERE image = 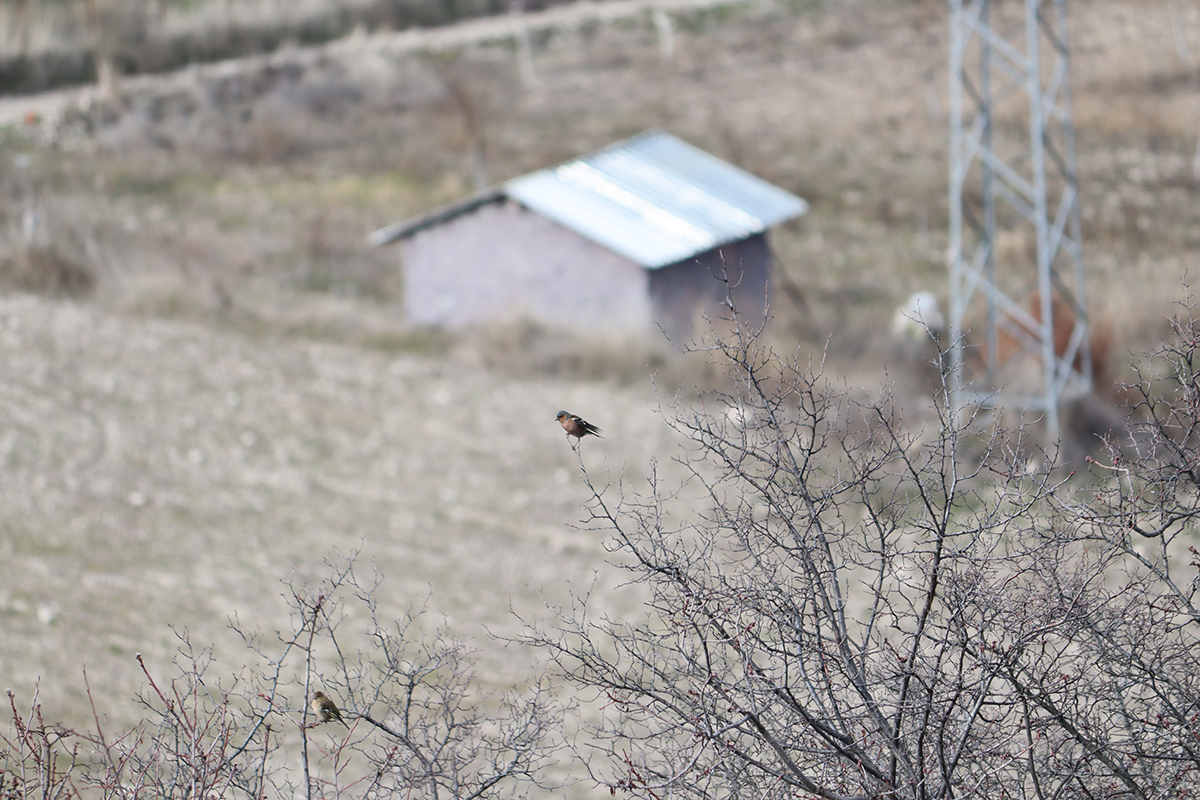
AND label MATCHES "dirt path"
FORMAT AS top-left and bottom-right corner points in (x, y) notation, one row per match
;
(0, 0), (750, 130)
